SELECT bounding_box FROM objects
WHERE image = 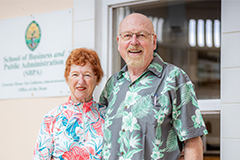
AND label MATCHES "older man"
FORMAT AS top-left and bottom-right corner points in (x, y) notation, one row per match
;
(100, 13), (208, 160)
